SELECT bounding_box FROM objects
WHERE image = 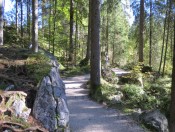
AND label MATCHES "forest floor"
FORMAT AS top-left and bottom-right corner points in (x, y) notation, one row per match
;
(63, 74), (147, 132)
(0, 46), (49, 131)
